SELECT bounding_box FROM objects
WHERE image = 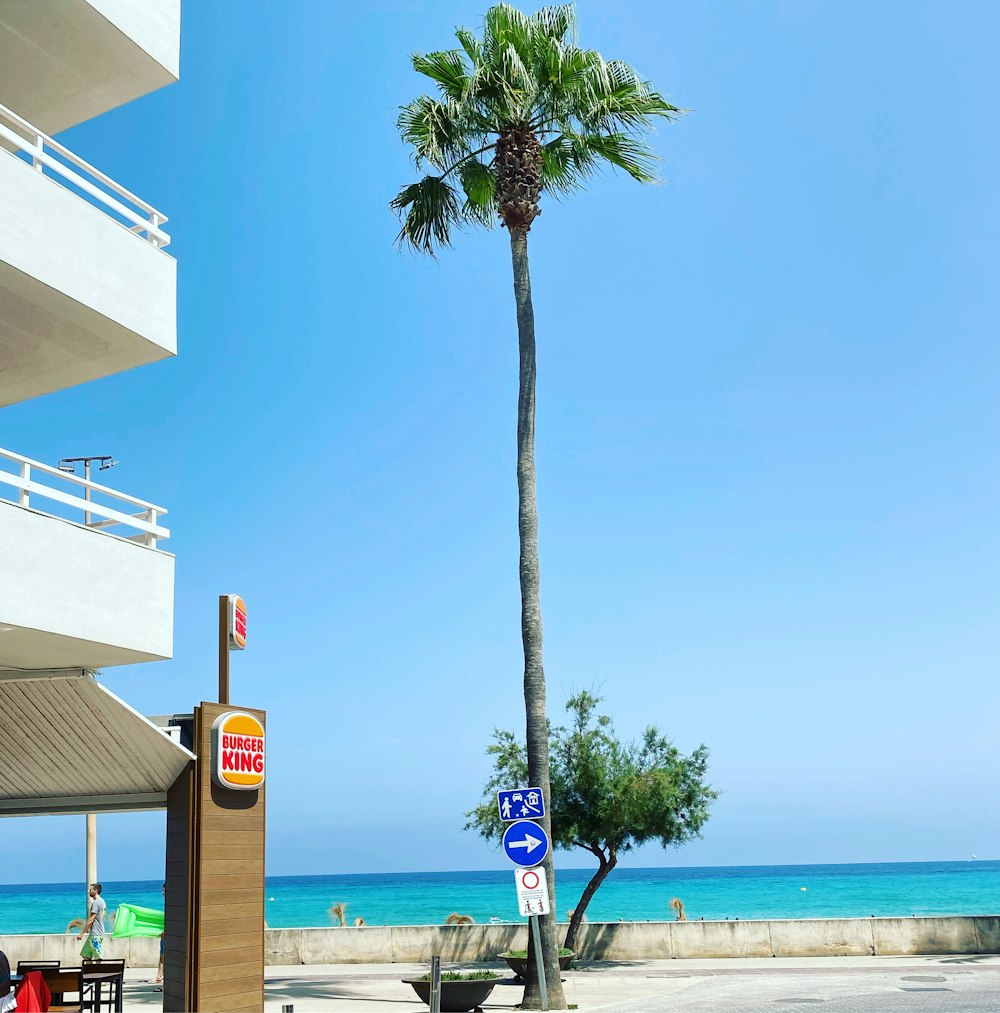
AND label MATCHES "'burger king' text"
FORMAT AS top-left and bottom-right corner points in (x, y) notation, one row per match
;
(221, 733), (264, 773)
